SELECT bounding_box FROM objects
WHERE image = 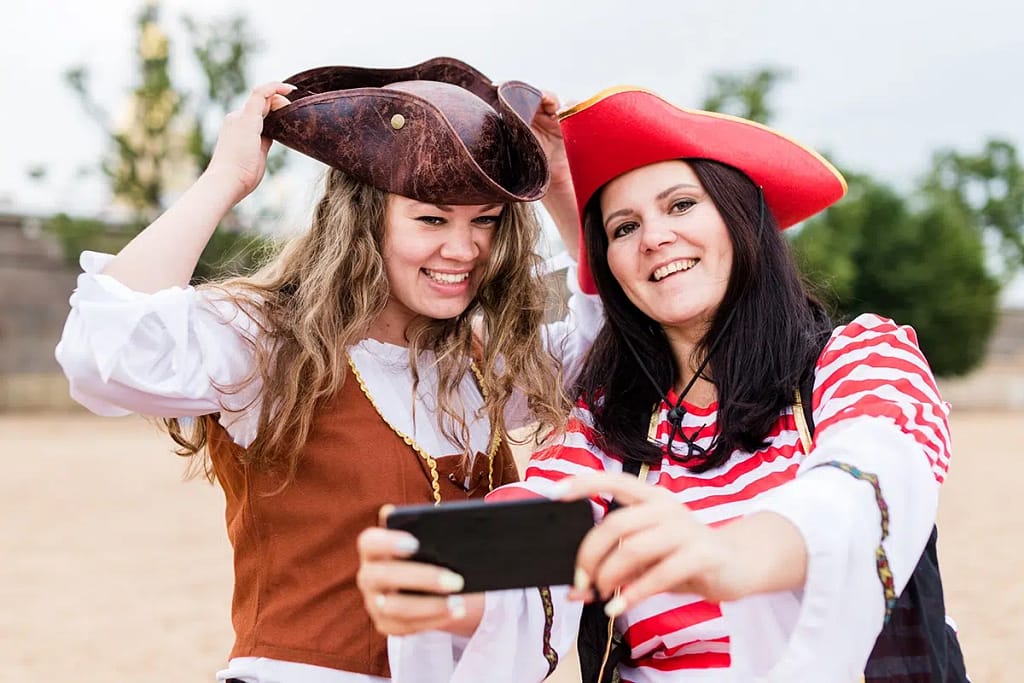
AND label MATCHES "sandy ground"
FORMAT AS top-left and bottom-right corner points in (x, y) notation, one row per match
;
(2, 411), (1021, 682)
